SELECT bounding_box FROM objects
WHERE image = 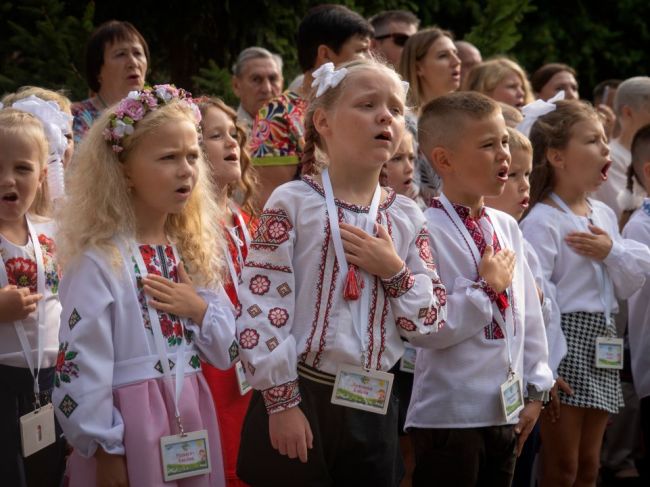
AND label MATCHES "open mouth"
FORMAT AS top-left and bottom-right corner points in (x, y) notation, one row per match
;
(127, 74), (141, 82)
(224, 153), (239, 162)
(2, 192), (18, 202)
(375, 131), (392, 142)
(600, 161), (611, 181)
(403, 178), (413, 186)
(176, 185), (191, 195)
(496, 167), (509, 182)
(520, 196), (530, 208)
